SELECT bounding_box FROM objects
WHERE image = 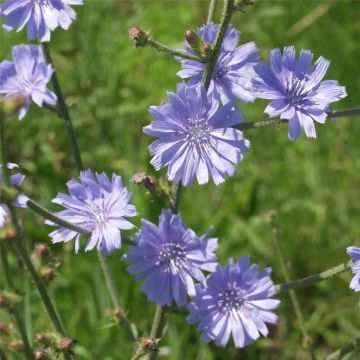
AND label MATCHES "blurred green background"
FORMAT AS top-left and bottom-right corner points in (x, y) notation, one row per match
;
(1, 0), (360, 359)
